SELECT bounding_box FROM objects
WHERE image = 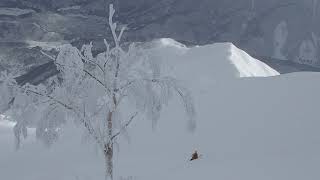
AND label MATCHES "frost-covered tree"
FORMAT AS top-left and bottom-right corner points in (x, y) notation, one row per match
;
(295, 32), (320, 65)
(0, 4), (195, 180)
(273, 21), (288, 60)
(297, 38), (318, 65)
(251, 0), (255, 11)
(313, 0), (318, 21)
